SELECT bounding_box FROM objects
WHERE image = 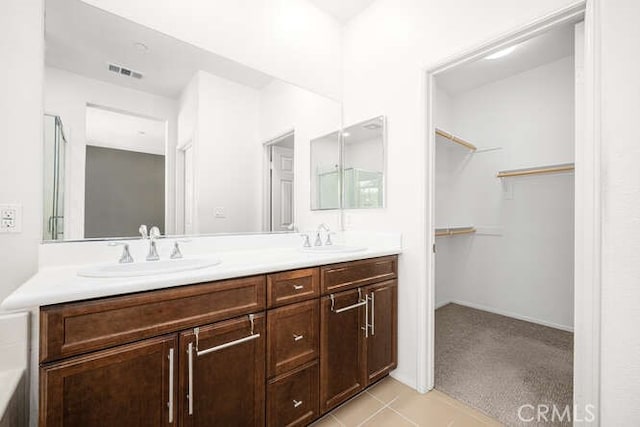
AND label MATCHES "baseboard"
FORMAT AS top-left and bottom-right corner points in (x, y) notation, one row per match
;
(389, 371), (419, 392)
(437, 299), (574, 333)
(434, 300), (451, 310)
